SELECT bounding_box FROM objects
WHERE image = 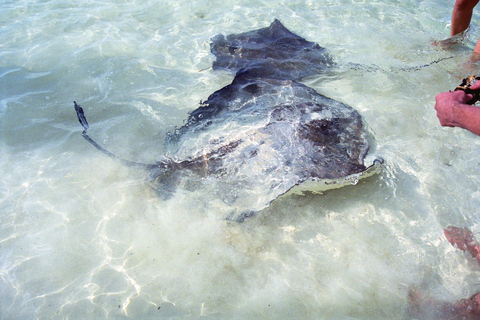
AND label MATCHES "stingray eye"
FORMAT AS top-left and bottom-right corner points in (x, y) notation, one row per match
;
(243, 83), (260, 94)
(319, 120), (332, 131)
(229, 46), (238, 55)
